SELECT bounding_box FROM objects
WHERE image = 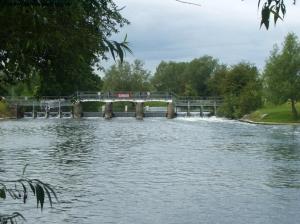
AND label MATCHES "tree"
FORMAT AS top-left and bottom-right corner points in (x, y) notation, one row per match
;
(210, 62), (262, 118)
(0, 0), (130, 96)
(207, 64), (228, 96)
(151, 61), (187, 94)
(103, 60), (152, 91)
(181, 56), (219, 96)
(264, 32), (300, 119)
(152, 56), (219, 96)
